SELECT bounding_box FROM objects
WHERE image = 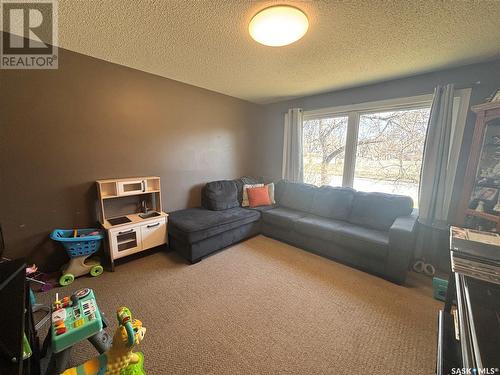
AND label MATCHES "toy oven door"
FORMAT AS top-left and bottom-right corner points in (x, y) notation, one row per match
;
(109, 227), (143, 259)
